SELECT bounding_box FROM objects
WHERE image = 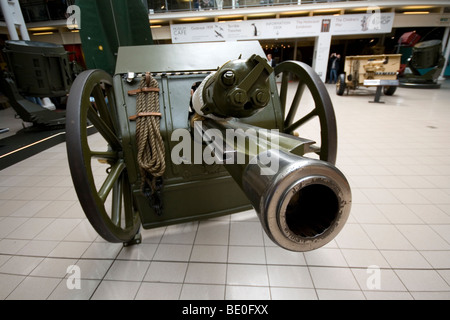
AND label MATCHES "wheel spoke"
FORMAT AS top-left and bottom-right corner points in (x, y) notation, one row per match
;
(307, 144), (321, 156)
(122, 176), (134, 228)
(285, 109), (317, 133)
(110, 176), (123, 226)
(90, 150), (118, 161)
(285, 81), (306, 127)
(92, 84), (115, 131)
(87, 104), (122, 150)
(98, 160), (125, 202)
(279, 72), (289, 112)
